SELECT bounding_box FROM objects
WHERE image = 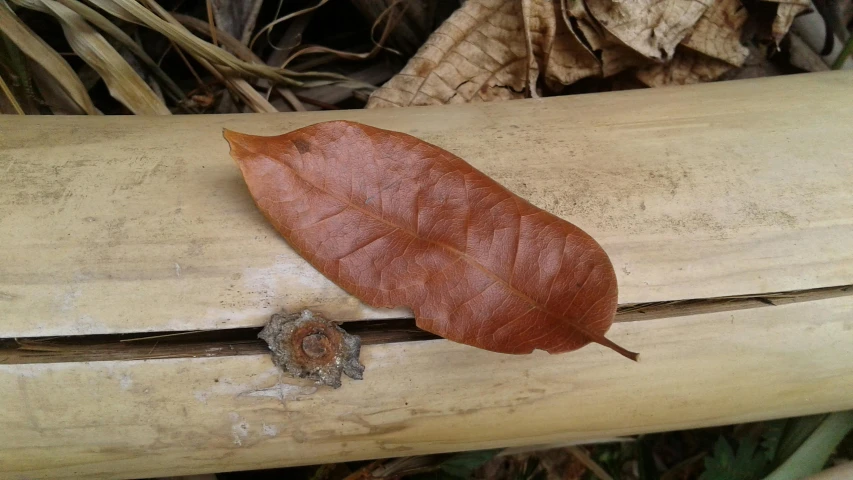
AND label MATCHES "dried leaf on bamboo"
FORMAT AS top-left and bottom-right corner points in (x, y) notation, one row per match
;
(224, 121), (637, 361)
